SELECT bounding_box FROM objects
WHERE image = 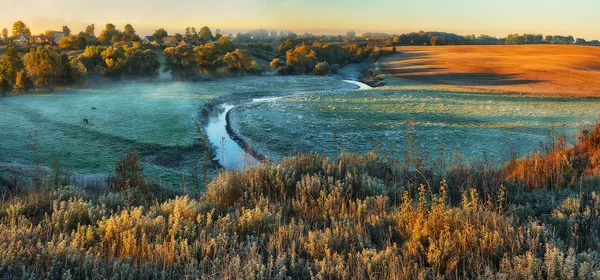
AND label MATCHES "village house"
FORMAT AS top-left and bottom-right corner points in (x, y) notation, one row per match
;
(179, 39), (191, 46)
(161, 36), (178, 47)
(141, 36), (163, 47)
(141, 36), (156, 45)
(11, 34), (28, 46)
(31, 35), (54, 45)
(50, 31), (65, 44)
